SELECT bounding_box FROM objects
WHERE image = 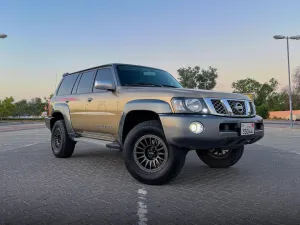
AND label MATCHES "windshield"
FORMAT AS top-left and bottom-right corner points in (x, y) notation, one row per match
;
(116, 65), (183, 88)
